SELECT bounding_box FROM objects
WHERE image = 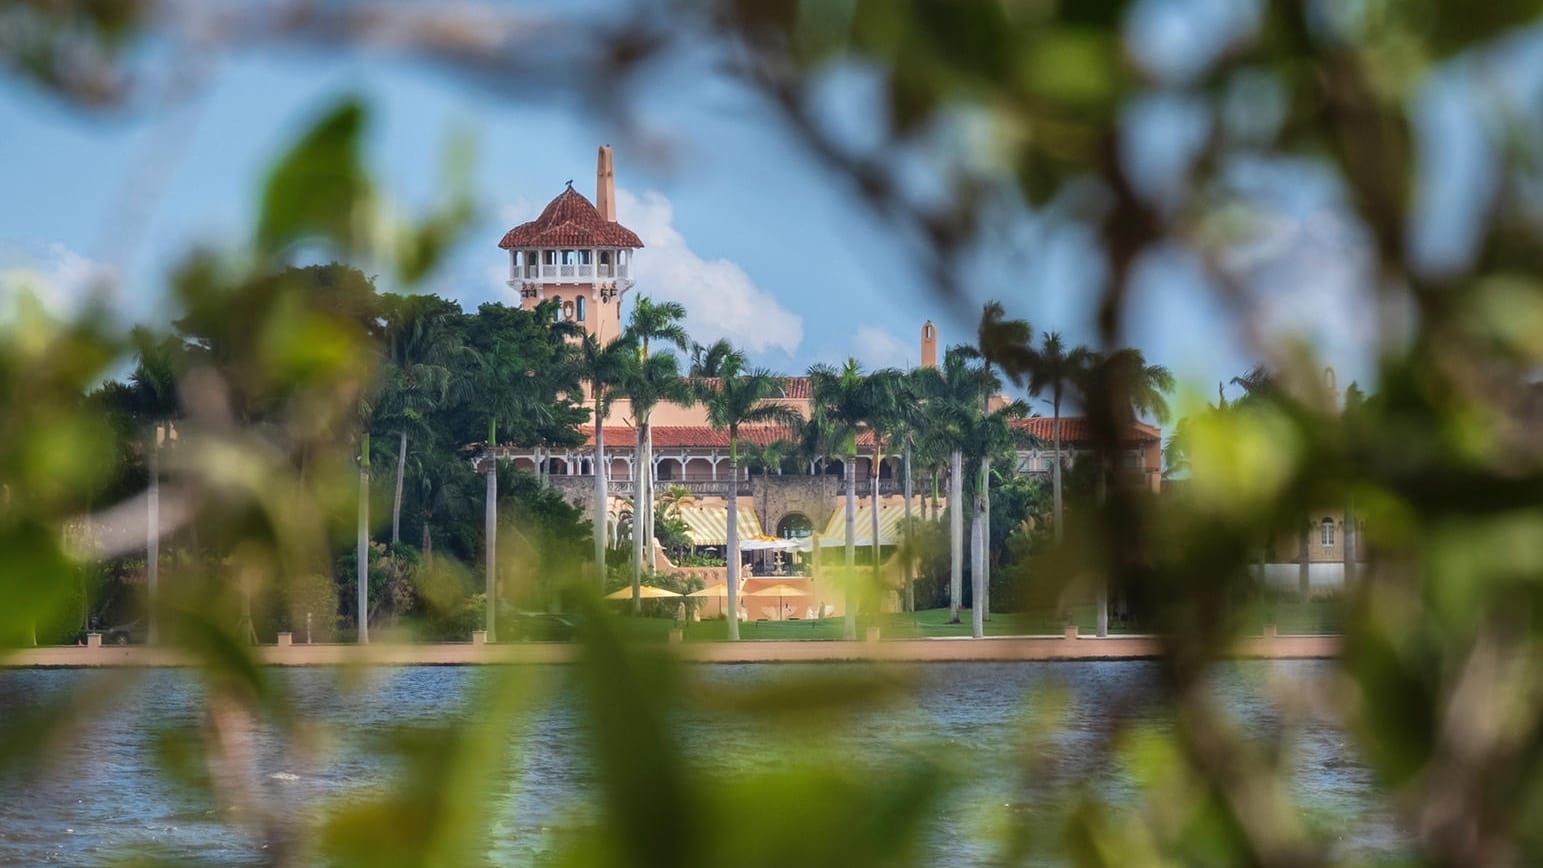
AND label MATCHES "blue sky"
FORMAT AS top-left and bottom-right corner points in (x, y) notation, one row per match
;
(3, 11), (1536, 420)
